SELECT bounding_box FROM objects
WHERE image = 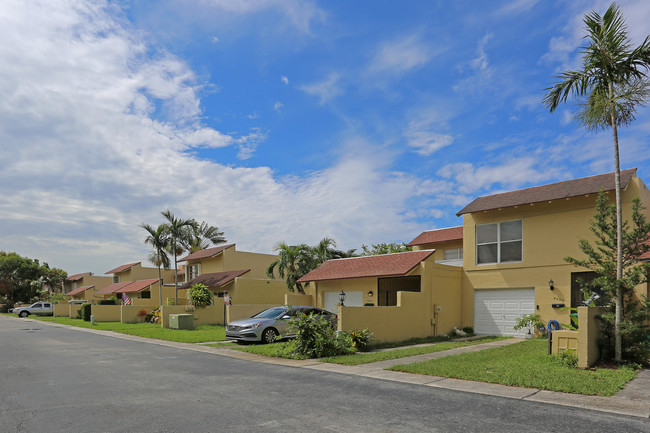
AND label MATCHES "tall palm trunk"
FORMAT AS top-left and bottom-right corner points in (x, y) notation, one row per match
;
(609, 80), (623, 363)
(157, 265), (163, 308)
